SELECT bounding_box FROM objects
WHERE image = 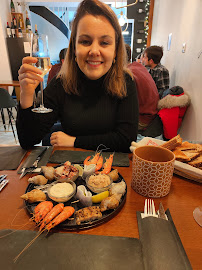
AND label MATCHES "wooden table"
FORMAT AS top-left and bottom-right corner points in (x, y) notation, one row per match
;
(0, 80), (20, 101)
(0, 147), (201, 269)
